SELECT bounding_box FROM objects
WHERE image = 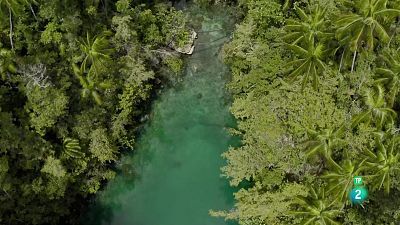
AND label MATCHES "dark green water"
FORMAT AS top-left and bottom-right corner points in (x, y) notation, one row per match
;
(85, 6), (237, 225)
